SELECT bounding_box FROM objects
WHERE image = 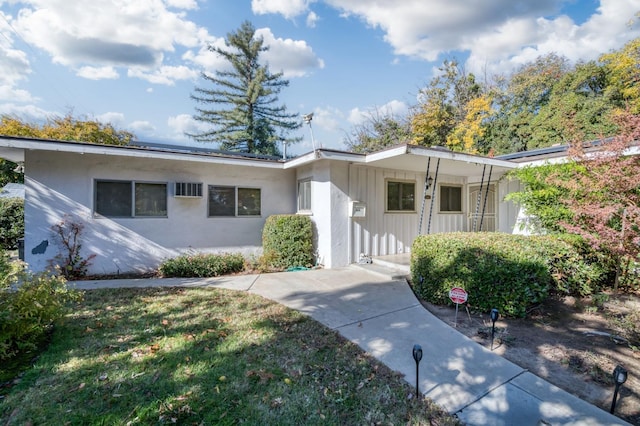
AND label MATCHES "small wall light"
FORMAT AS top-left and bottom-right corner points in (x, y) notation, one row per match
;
(490, 308), (499, 351)
(426, 176), (434, 190)
(412, 344), (423, 396)
(610, 365), (628, 414)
